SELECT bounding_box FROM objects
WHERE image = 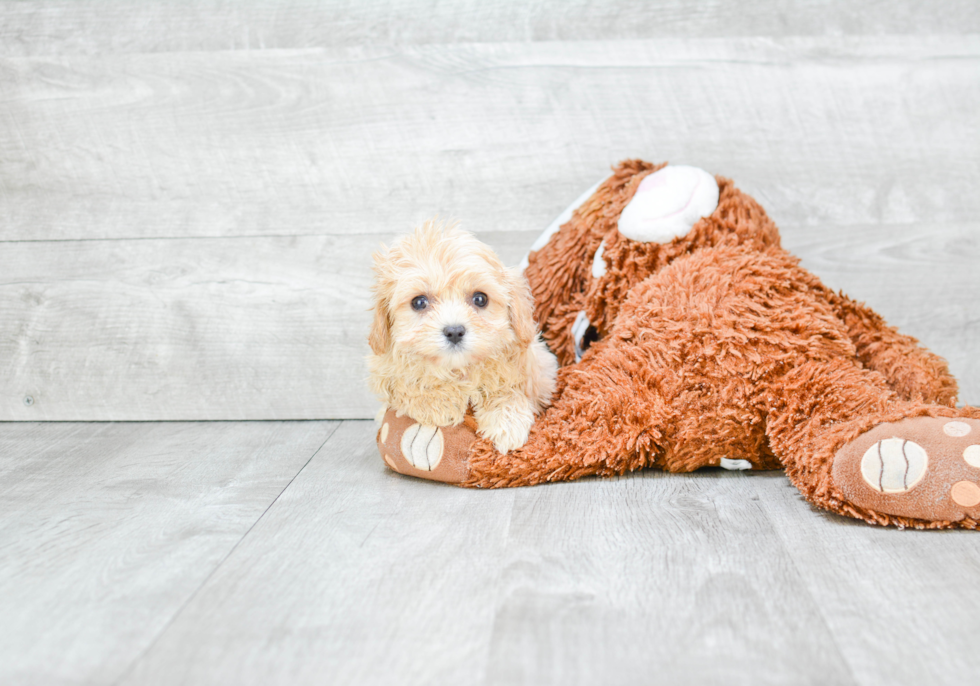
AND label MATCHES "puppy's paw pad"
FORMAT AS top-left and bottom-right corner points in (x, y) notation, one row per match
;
(400, 423), (445, 471)
(833, 416), (980, 522)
